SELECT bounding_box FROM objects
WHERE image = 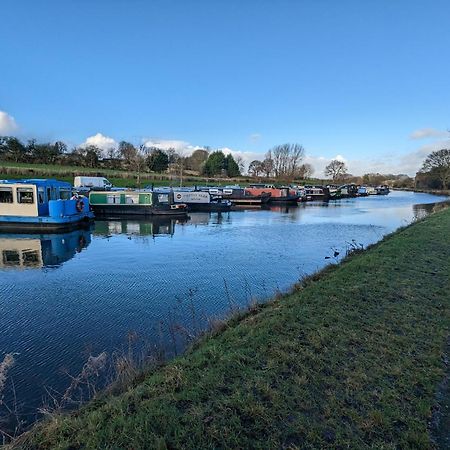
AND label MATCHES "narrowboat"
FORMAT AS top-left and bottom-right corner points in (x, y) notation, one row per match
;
(199, 186), (272, 207)
(170, 189), (232, 212)
(338, 184), (358, 198)
(156, 188), (232, 212)
(298, 186), (331, 202)
(0, 179), (94, 232)
(376, 185), (390, 195)
(89, 190), (188, 217)
(246, 184), (299, 204)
